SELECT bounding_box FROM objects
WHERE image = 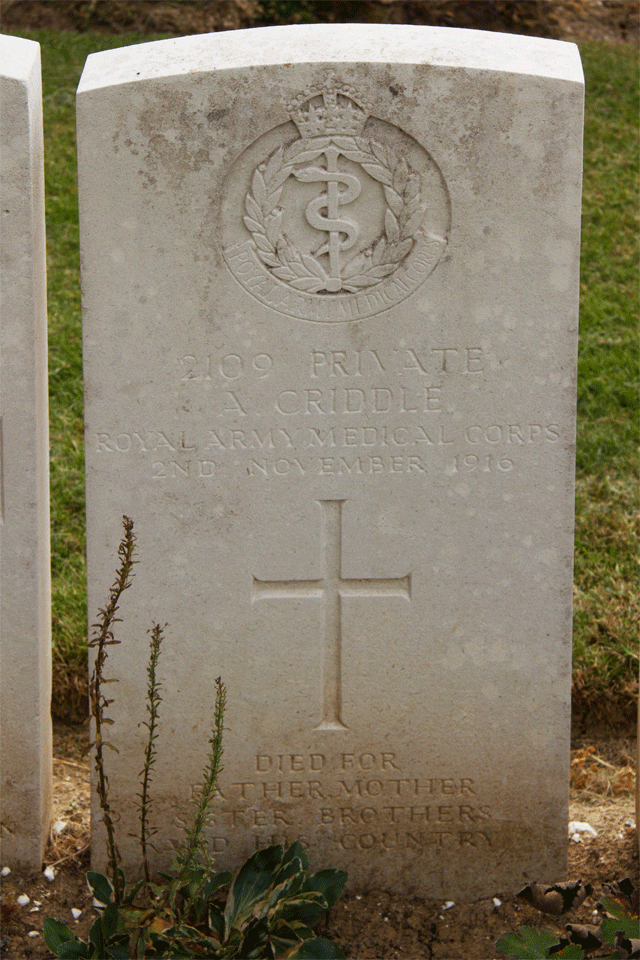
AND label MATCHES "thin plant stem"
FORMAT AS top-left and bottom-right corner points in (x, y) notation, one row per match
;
(174, 677), (226, 890)
(139, 622), (164, 887)
(88, 515), (137, 904)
